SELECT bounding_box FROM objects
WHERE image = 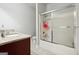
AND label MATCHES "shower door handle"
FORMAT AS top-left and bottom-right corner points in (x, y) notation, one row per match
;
(59, 26), (79, 29)
(59, 26), (73, 29)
